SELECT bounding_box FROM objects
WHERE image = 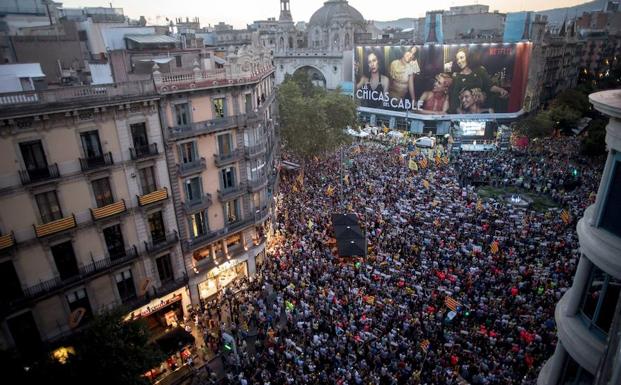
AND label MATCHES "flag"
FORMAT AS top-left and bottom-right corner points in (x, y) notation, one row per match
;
(433, 218), (441, 228)
(435, 155), (441, 166)
(408, 158), (418, 171)
(420, 339), (430, 353)
(560, 209), (571, 225)
(419, 158), (428, 169)
(445, 296), (461, 312)
(422, 180), (430, 189)
(296, 170), (304, 187)
(326, 185), (335, 197)
(490, 240), (499, 254)
(476, 200), (483, 212)
(443, 156), (449, 165)
(344, 174), (350, 186)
